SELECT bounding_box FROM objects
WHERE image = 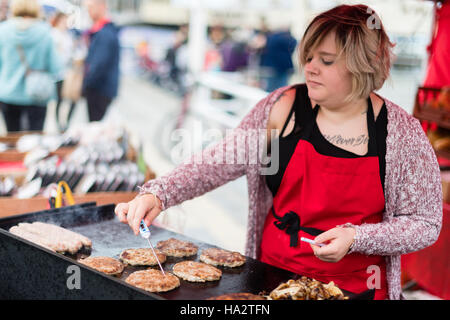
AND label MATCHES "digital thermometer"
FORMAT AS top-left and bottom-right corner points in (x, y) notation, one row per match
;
(139, 220), (166, 276)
